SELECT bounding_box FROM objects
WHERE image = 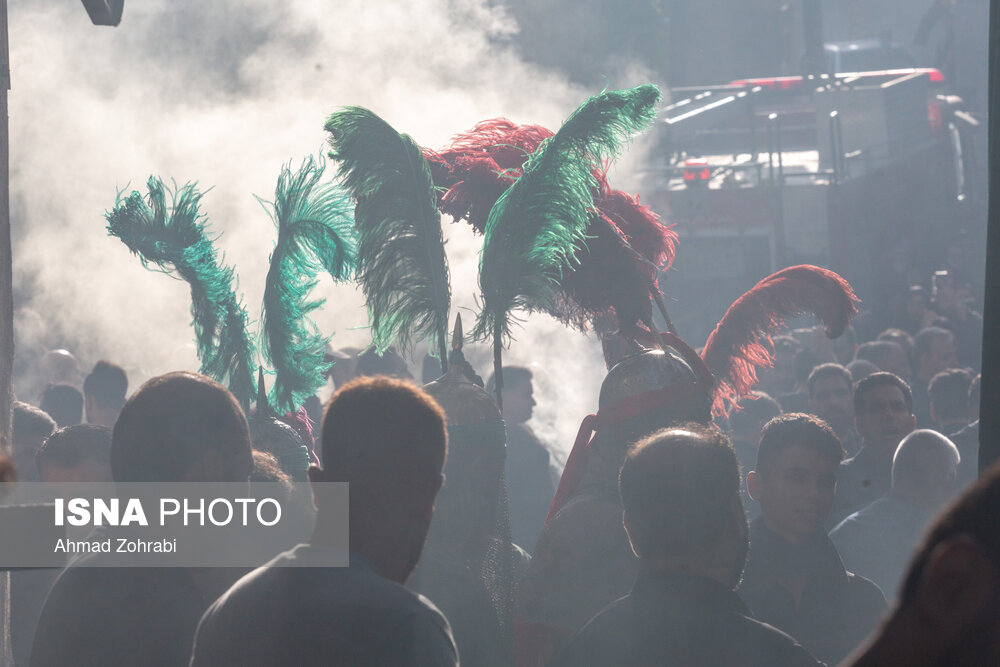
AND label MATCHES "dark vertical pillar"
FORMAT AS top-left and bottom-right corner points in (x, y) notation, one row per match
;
(802, 0), (825, 75)
(0, 2), (11, 663)
(980, 1), (1000, 473)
